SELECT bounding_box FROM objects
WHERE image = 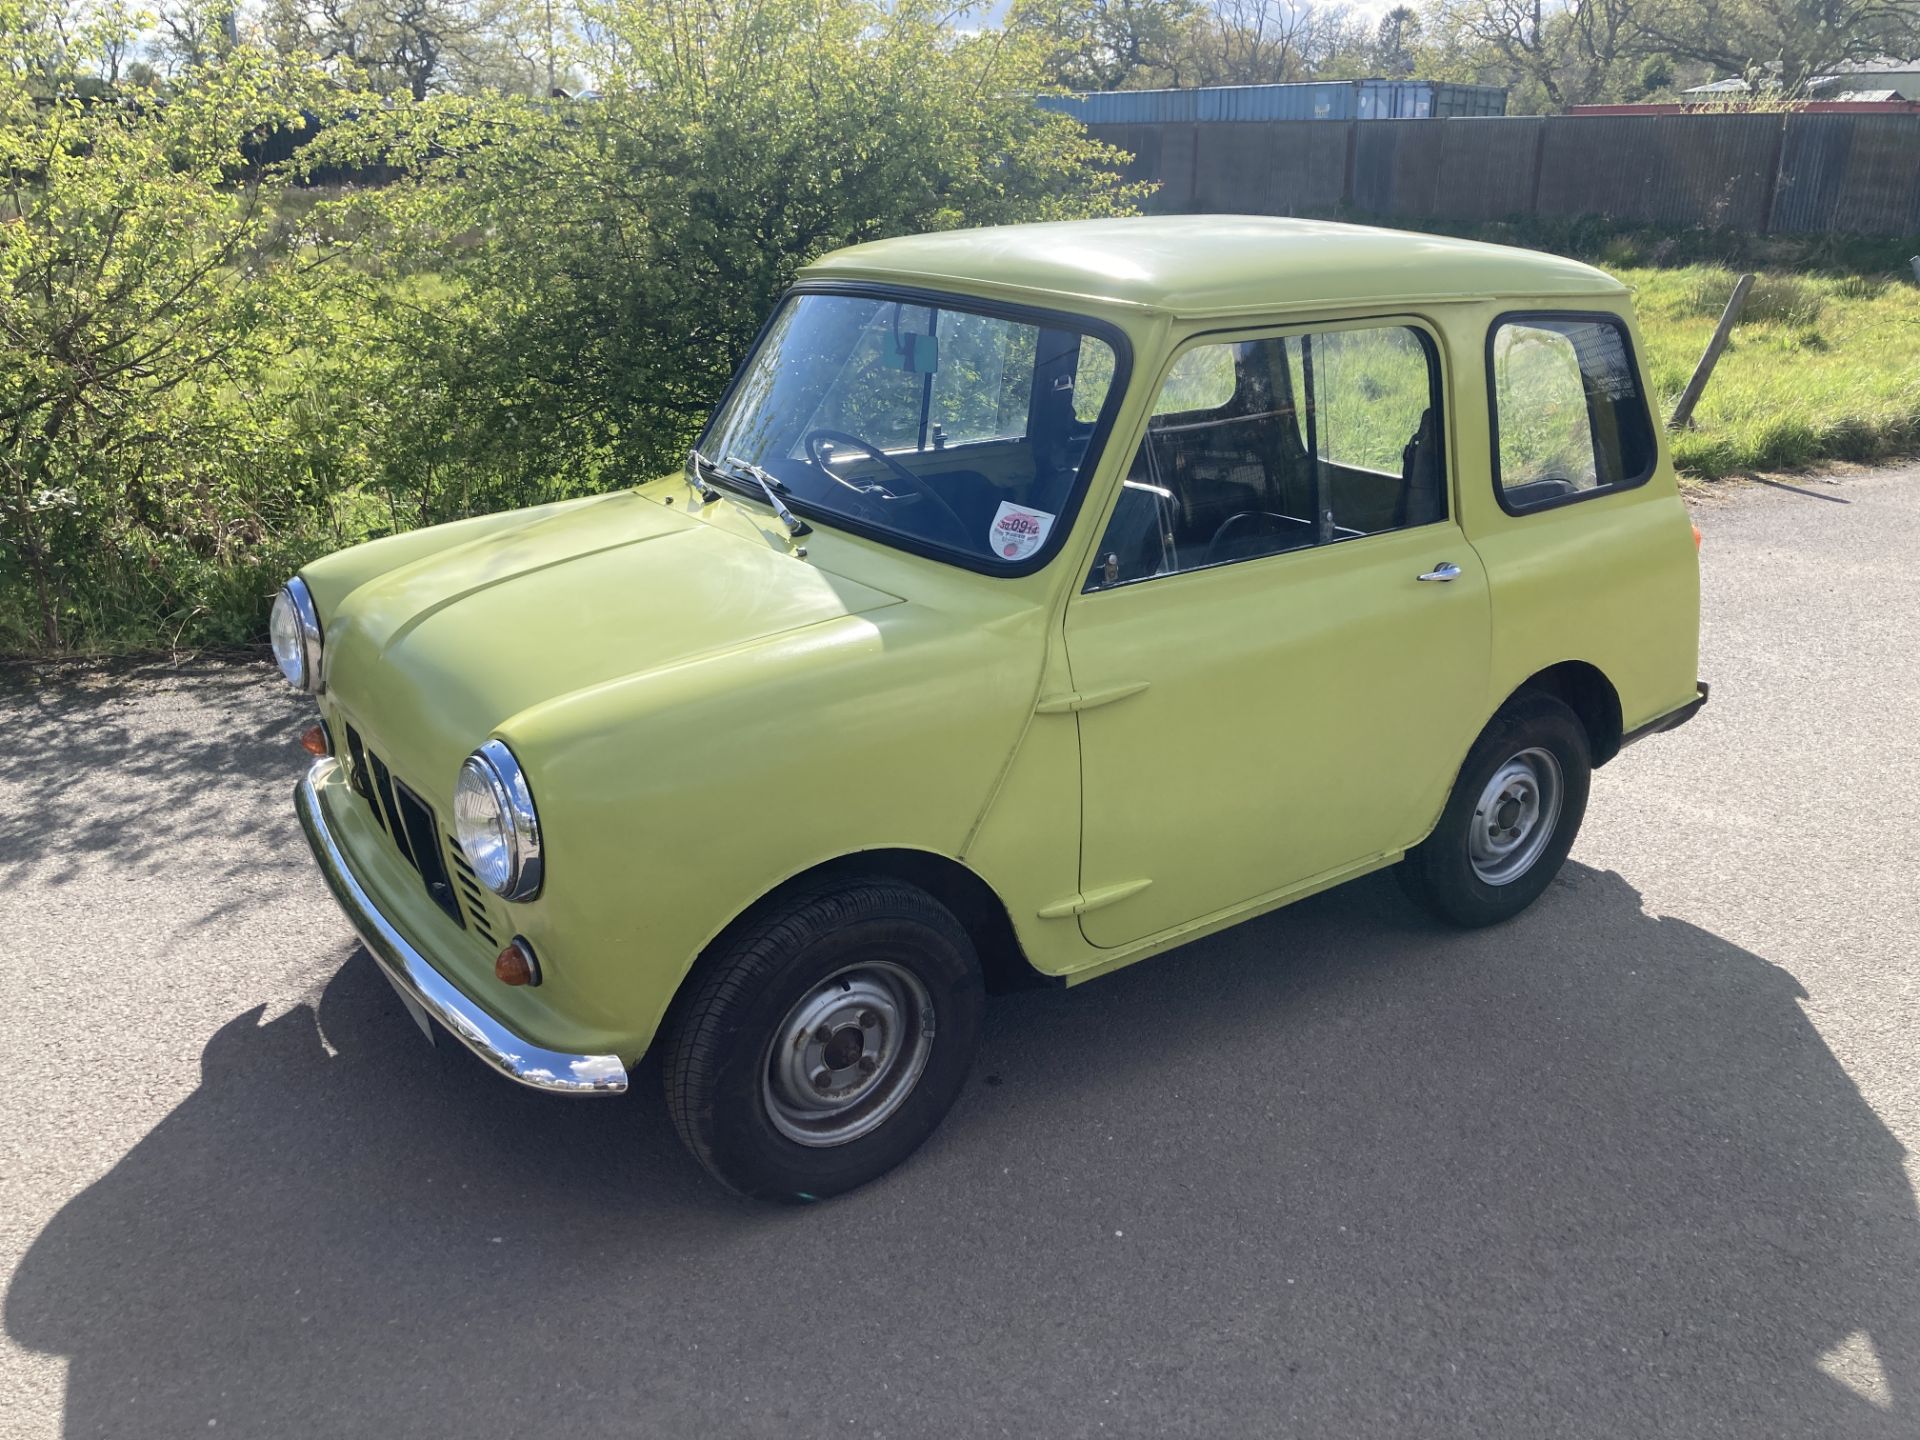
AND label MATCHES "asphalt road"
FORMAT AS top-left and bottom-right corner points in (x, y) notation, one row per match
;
(3, 465), (1917, 1439)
